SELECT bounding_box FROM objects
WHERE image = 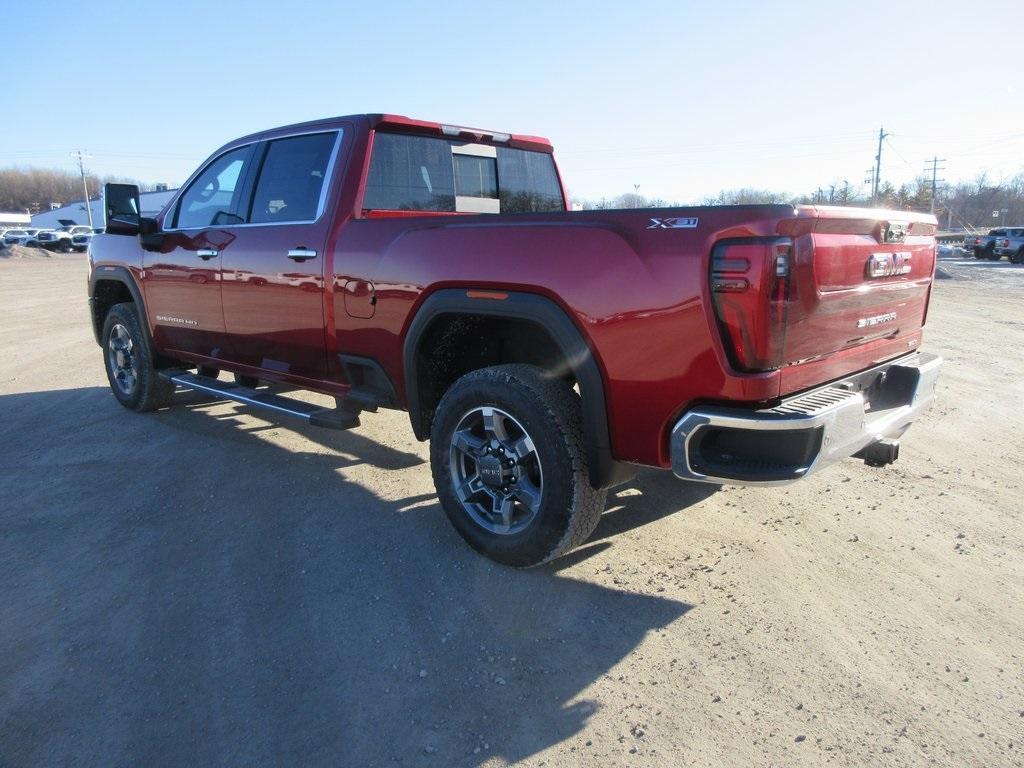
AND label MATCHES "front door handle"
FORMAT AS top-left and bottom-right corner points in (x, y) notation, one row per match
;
(196, 248), (219, 260)
(287, 248), (317, 262)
